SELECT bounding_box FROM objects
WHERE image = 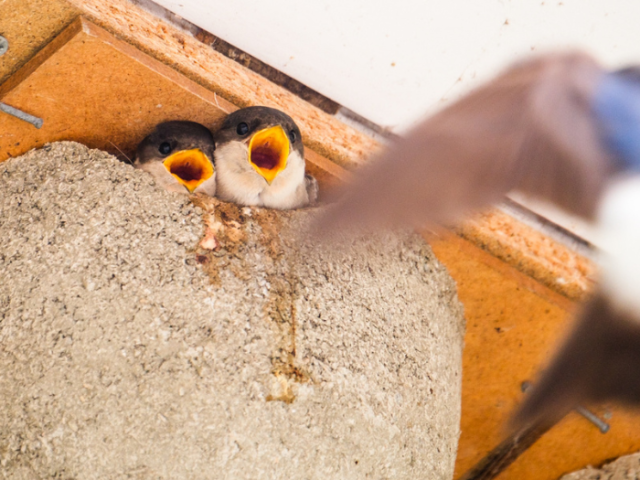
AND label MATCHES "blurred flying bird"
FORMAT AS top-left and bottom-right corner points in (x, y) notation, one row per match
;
(213, 106), (318, 209)
(314, 52), (640, 430)
(135, 121), (217, 196)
